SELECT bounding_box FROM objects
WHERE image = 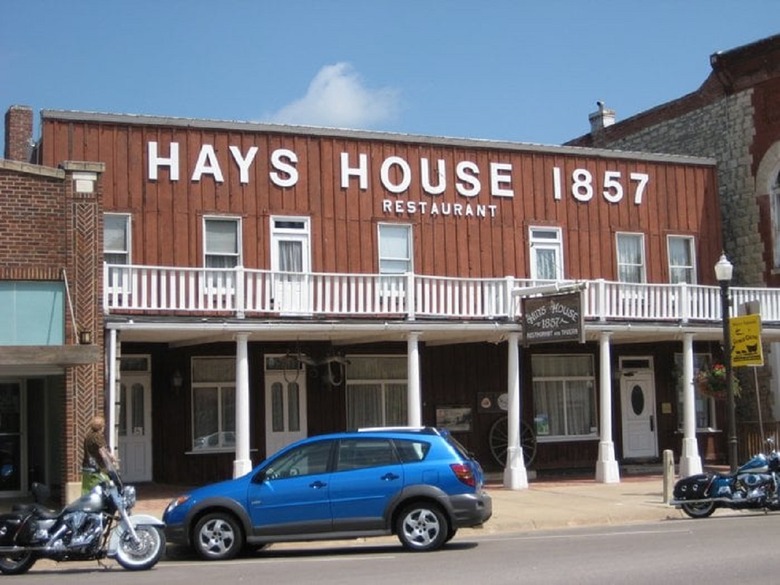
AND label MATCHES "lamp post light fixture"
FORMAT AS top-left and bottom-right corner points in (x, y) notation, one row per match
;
(714, 252), (737, 473)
